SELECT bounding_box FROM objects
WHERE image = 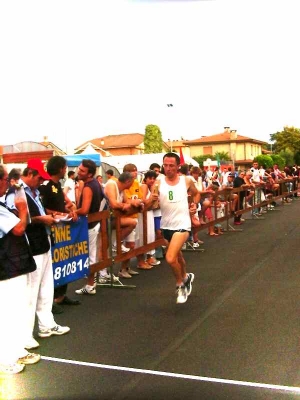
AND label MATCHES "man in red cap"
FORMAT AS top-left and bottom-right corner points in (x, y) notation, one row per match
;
(27, 159), (51, 180)
(6, 159), (70, 350)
